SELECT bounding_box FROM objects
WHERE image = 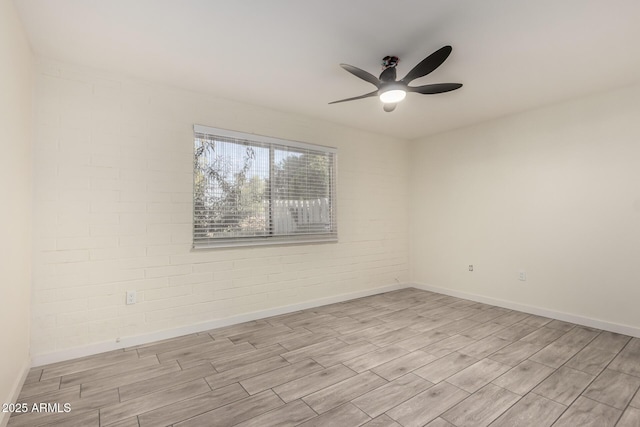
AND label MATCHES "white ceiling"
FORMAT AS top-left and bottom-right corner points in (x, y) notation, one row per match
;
(14, 0), (640, 140)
